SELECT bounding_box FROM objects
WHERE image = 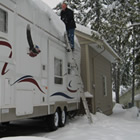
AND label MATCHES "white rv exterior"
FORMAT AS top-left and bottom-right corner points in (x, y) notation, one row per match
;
(0, 0), (81, 130)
